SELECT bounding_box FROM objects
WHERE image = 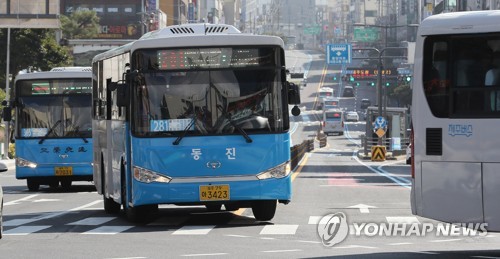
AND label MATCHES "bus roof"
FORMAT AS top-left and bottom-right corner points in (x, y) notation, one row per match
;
(418, 10), (500, 36)
(15, 68), (92, 82)
(93, 23), (285, 63)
